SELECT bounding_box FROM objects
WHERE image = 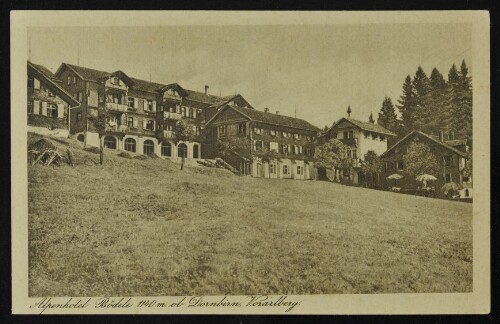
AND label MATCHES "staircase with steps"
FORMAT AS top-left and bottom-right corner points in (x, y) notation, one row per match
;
(196, 158), (241, 175)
